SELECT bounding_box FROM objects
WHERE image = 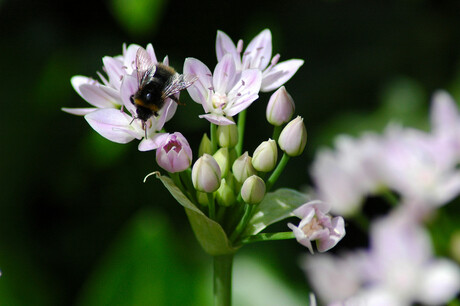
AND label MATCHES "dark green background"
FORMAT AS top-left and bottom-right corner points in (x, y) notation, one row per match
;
(1, 0), (460, 304)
